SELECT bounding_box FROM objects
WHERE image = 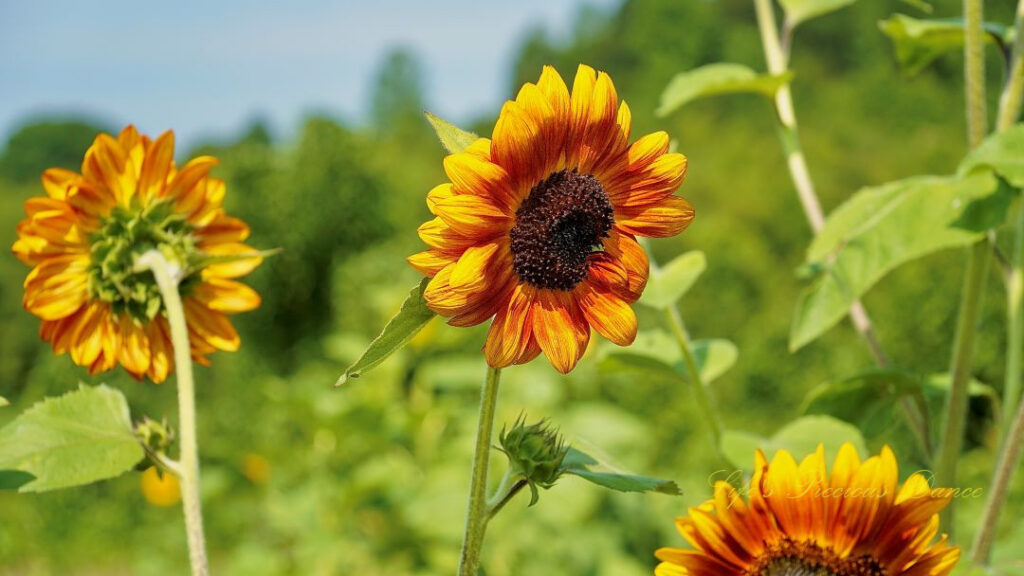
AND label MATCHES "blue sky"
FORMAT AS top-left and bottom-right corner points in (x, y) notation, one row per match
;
(1, 0), (616, 149)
